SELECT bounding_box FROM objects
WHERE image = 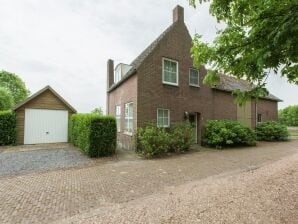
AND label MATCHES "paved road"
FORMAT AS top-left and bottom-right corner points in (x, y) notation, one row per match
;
(0, 140), (297, 223)
(0, 147), (92, 176)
